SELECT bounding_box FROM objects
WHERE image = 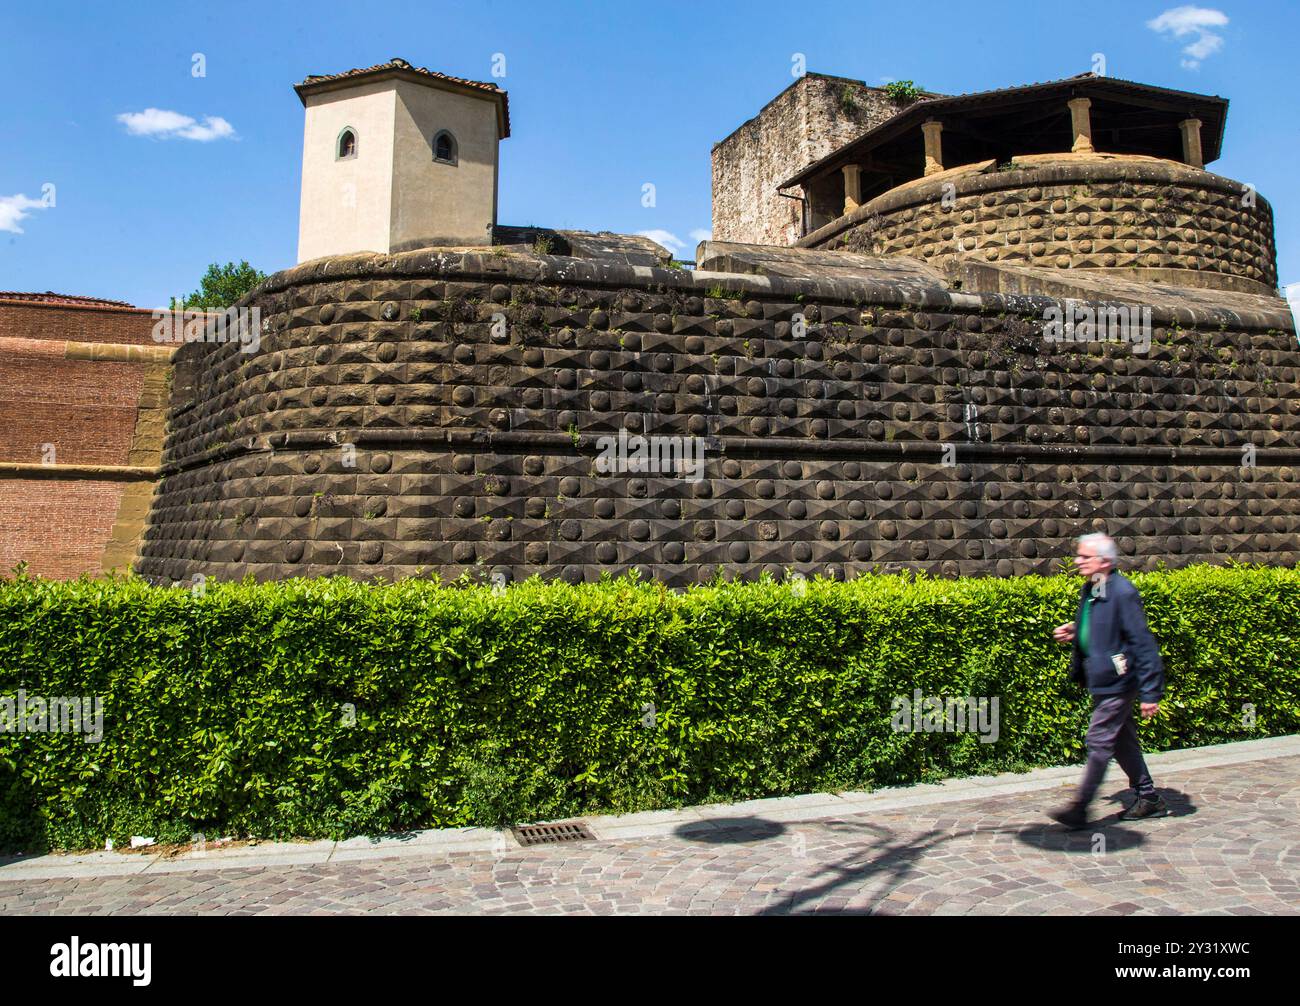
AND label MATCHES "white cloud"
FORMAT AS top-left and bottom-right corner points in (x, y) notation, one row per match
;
(637, 229), (685, 253)
(689, 228), (713, 243)
(1147, 6), (1228, 69)
(116, 108), (236, 141)
(117, 108), (193, 135)
(176, 116), (234, 141)
(0, 193), (50, 234)
(1183, 32), (1224, 59)
(1148, 4), (1227, 33)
